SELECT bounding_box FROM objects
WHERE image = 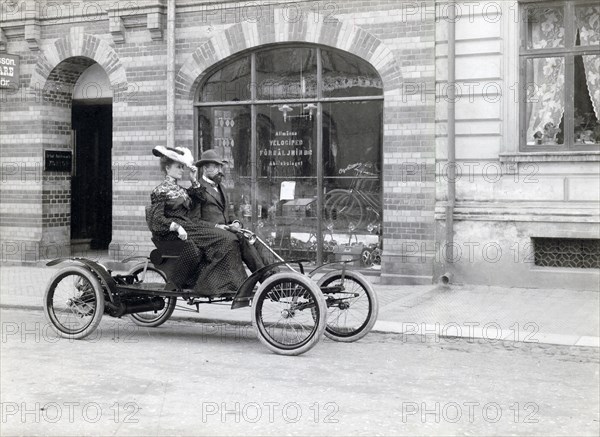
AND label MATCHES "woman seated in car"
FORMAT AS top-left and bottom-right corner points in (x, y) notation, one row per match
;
(146, 146), (248, 296)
